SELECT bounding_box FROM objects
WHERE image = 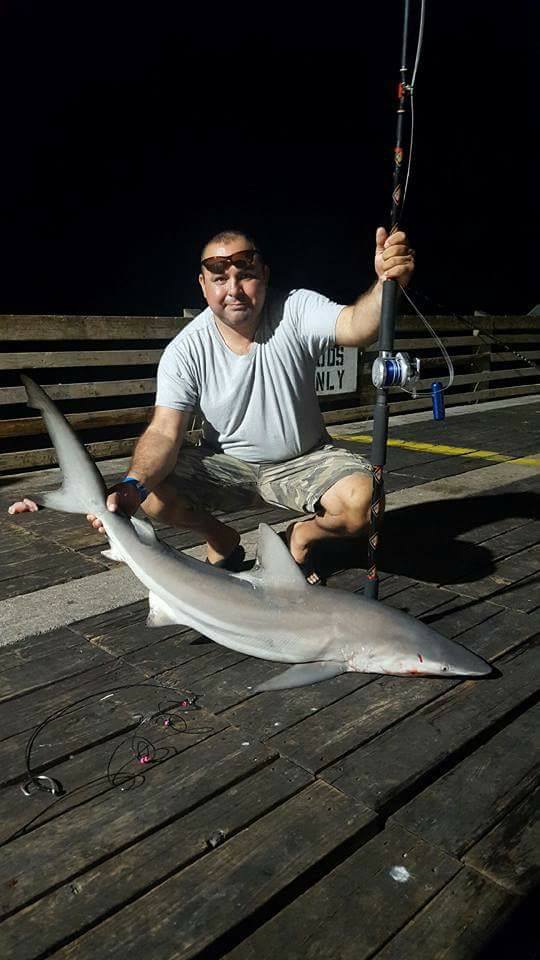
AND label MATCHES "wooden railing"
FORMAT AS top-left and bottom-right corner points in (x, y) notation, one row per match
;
(0, 313), (537, 472)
